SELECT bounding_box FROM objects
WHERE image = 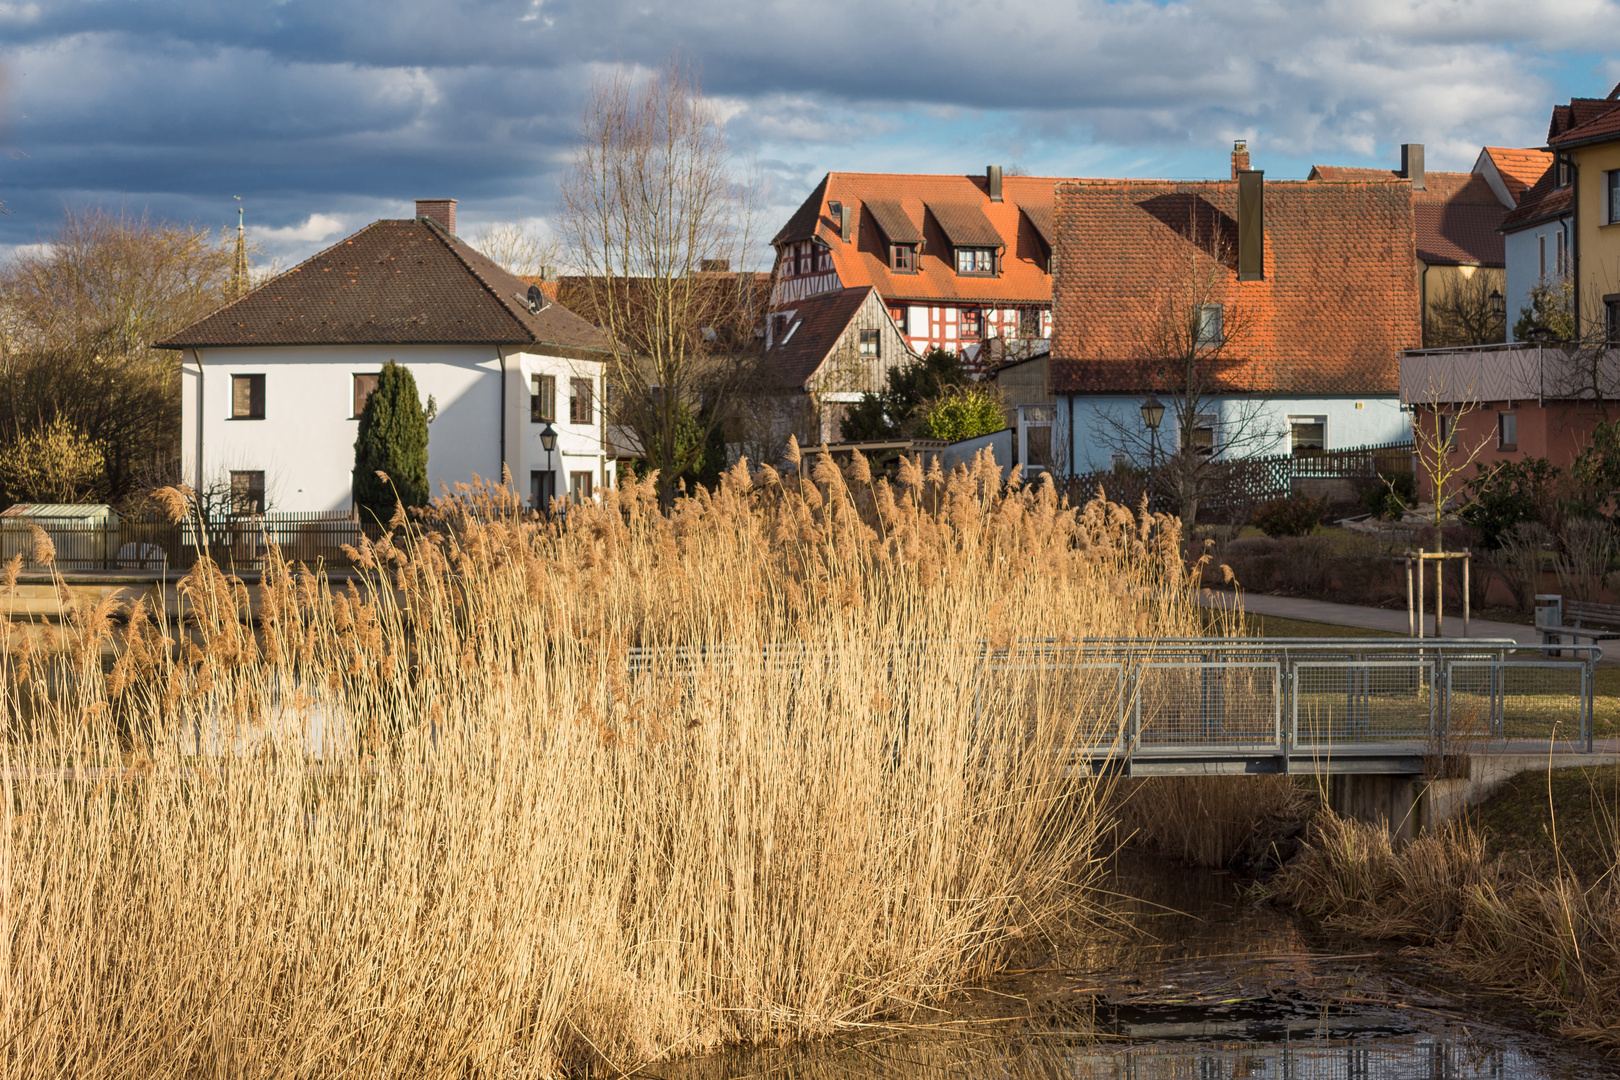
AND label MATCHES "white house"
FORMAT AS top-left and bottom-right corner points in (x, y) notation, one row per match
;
(161, 200), (615, 515)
